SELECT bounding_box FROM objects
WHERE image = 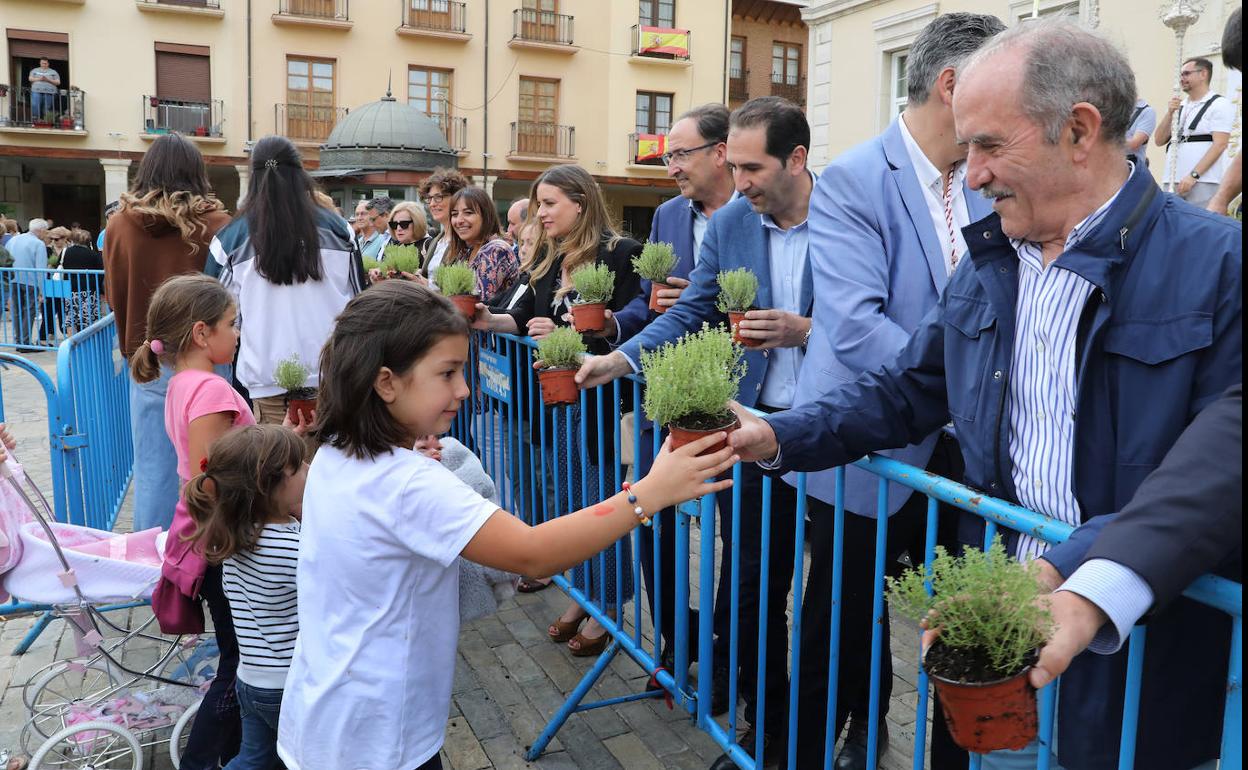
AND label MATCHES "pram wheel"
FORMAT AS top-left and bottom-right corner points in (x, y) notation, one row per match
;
(167, 699), (198, 769)
(28, 720), (141, 769)
(23, 661), (119, 745)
